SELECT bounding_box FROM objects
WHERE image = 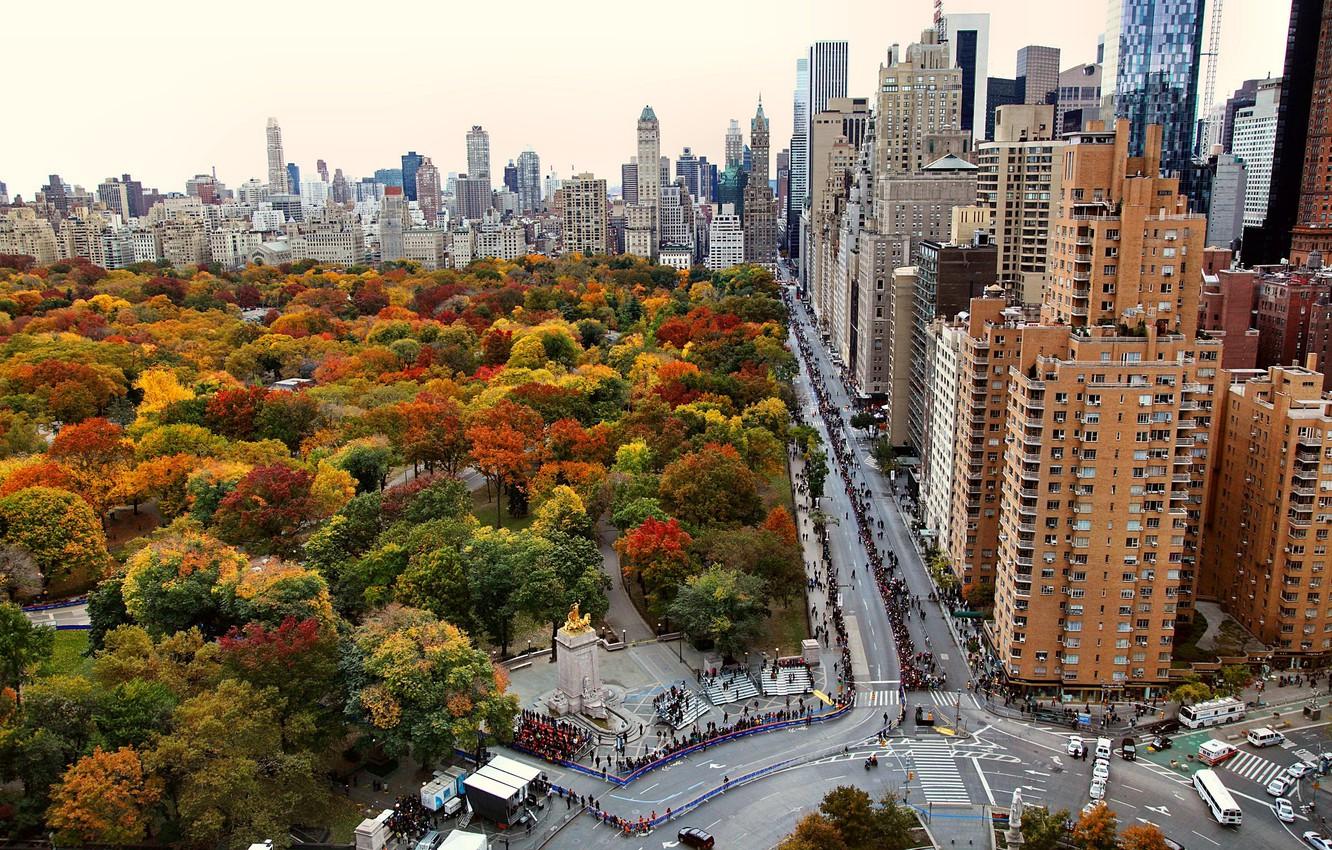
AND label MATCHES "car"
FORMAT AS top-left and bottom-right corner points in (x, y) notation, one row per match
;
(678, 827), (715, 849)
(1068, 735), (1085, 756)
(1151, 735), (1173, 751)
(1304, 832), (1332, 850)
(1089, 778), (1107, 800)
(1268, 776), (1291, 797)
(1092, 760), (1110, 781)
(1275, 798), (1297, 823)
(1082, 799), (1106, 816)
(1162, 838), (1185, 850)
(1288, 761), (1315, 780)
